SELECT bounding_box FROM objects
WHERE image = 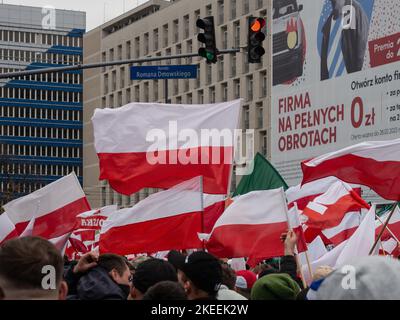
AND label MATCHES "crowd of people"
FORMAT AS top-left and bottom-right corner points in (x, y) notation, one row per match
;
(0, 231), (399, 300)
